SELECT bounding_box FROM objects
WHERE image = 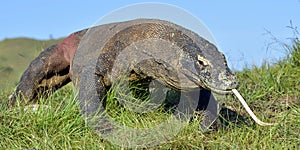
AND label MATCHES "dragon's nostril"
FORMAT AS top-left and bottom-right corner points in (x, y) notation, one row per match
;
(205, 72), (211, 76)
